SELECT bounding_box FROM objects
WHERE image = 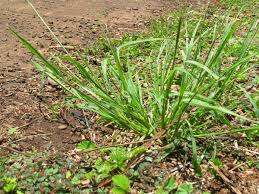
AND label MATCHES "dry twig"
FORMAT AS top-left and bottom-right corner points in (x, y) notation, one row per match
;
(79, 130), (166, 153)
(6, 133), (53, 145)
(230, 145), (259, 155)
(0, 145), (22, 154)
